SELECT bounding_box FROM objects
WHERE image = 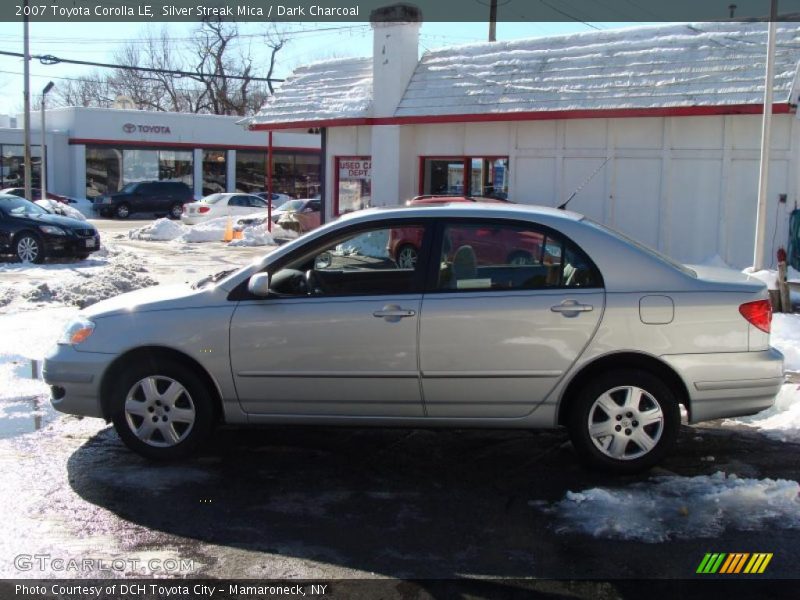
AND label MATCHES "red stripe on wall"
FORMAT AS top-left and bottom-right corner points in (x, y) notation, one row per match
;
(247, 103), (794, 131)
(69, 138), (320, 153)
